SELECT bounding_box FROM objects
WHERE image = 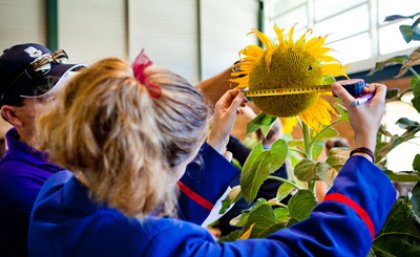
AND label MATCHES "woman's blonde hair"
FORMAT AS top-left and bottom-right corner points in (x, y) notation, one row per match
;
(36, 57), (209, 217)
